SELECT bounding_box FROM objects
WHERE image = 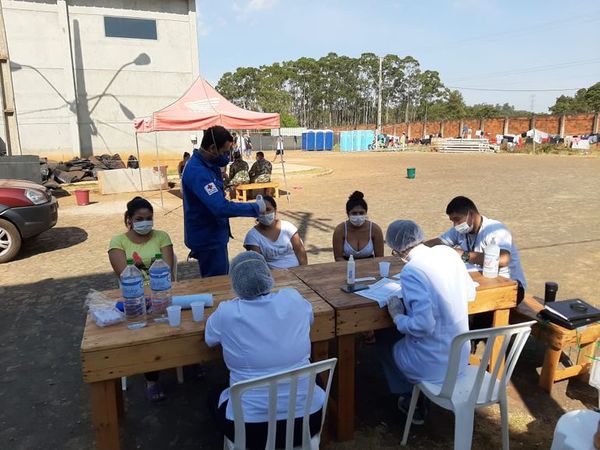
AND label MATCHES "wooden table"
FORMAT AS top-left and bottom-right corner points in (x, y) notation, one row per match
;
(291, 257), (518, 441)
(80, 269), (334, 450)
